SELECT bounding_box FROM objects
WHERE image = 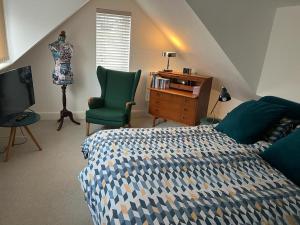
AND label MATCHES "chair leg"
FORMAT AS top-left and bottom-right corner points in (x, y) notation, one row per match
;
(12, 127), (17, 146)
(4, 128), (16, 162)
(86, 122), (90, 136)
(24, 126), (42, 151)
